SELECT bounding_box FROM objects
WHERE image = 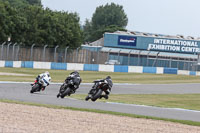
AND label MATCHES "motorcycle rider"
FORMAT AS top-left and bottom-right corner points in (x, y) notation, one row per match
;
(32, 71), (51, 91)
(91, 76), (113, 99)
(66, 71), (82, 92)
